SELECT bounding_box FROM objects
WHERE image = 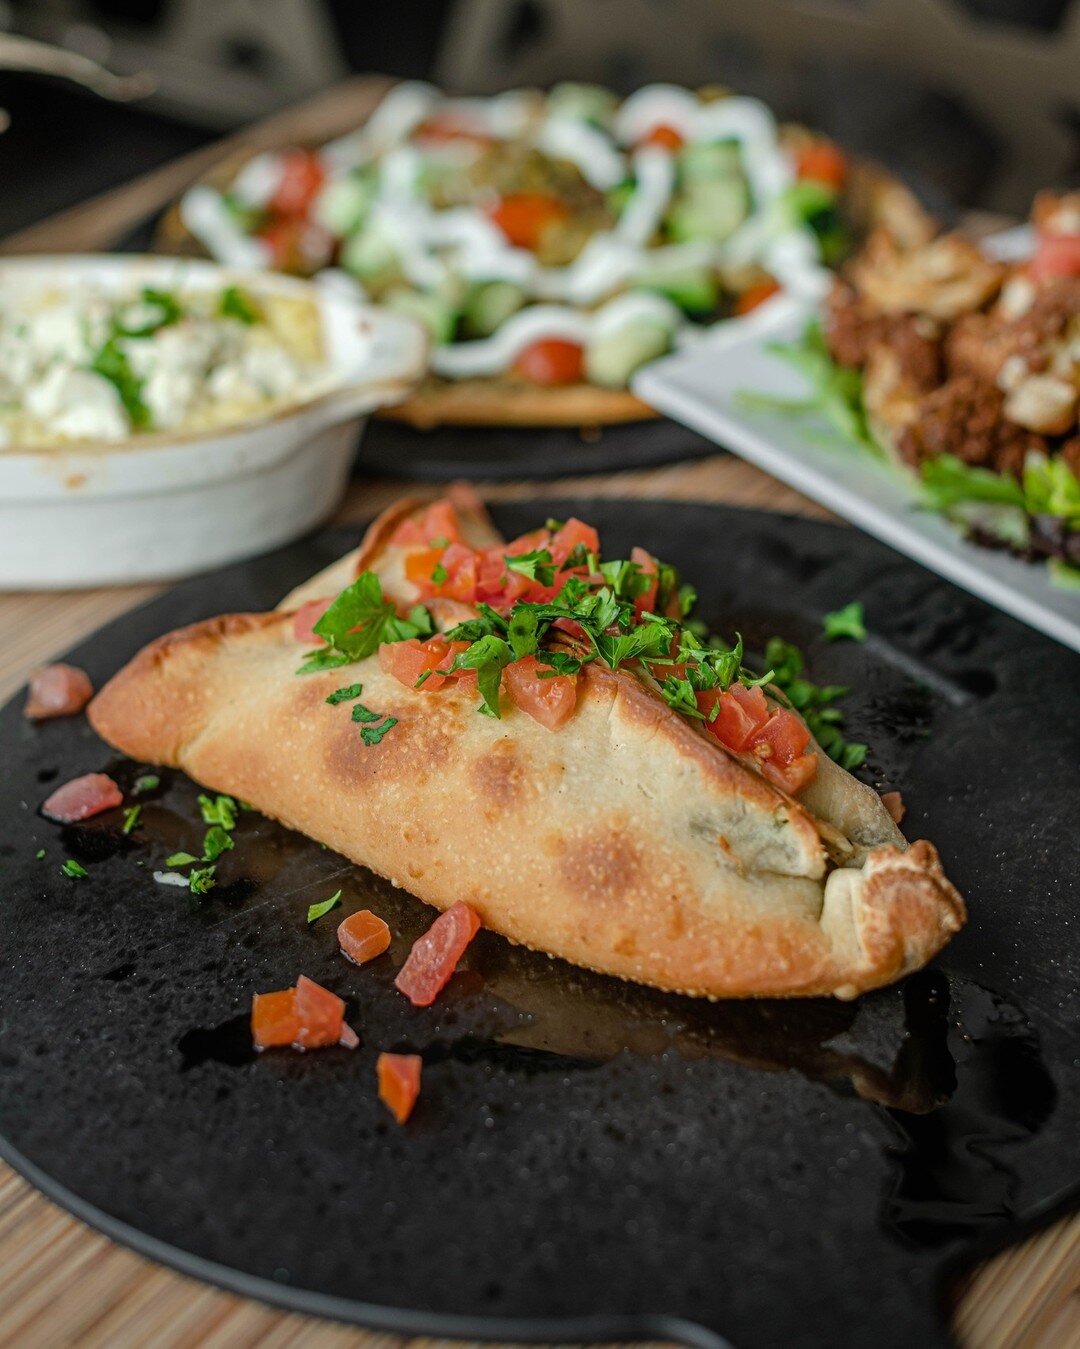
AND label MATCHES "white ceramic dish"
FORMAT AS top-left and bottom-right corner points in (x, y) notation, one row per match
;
(634, 227), (1080, 655)
(0, 255), (428, 588)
